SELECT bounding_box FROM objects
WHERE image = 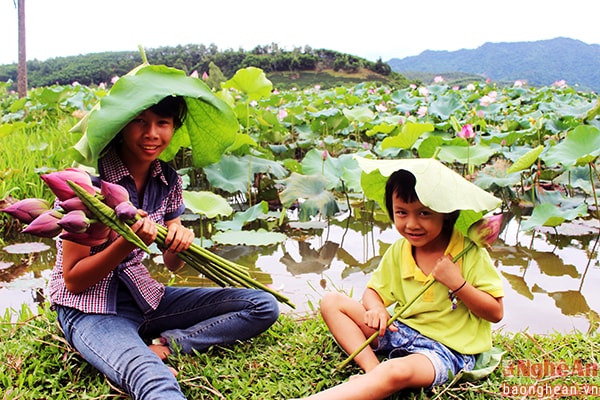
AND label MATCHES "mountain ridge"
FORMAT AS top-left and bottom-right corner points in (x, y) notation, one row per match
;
(387, 37), (600, 91)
